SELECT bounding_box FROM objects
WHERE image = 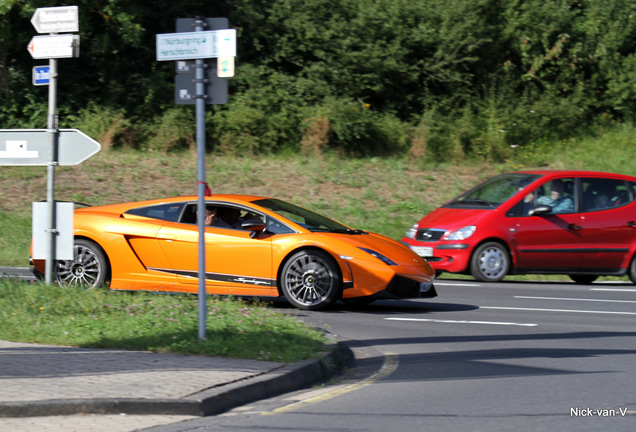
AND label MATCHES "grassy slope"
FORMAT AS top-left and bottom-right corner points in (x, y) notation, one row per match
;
(1, 123), (636, 269)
